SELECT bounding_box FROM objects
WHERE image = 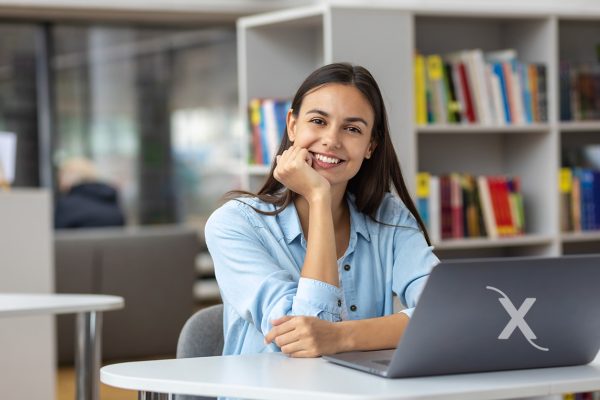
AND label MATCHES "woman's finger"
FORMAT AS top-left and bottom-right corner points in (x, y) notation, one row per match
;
(274, 330), (300, 349)
(288, 350), (314, 358)
(279, 338), (305, 355)
(264, 317), (295, 344)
